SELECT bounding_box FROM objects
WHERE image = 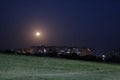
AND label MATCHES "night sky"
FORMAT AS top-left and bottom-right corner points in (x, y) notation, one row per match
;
(0, 0), (120, 50)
